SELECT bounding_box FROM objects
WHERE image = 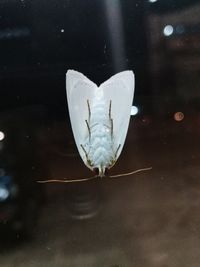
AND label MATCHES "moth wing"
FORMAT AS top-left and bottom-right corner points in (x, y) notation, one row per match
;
(66, 70), (98, 165)
(99, 70), (135, 160)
